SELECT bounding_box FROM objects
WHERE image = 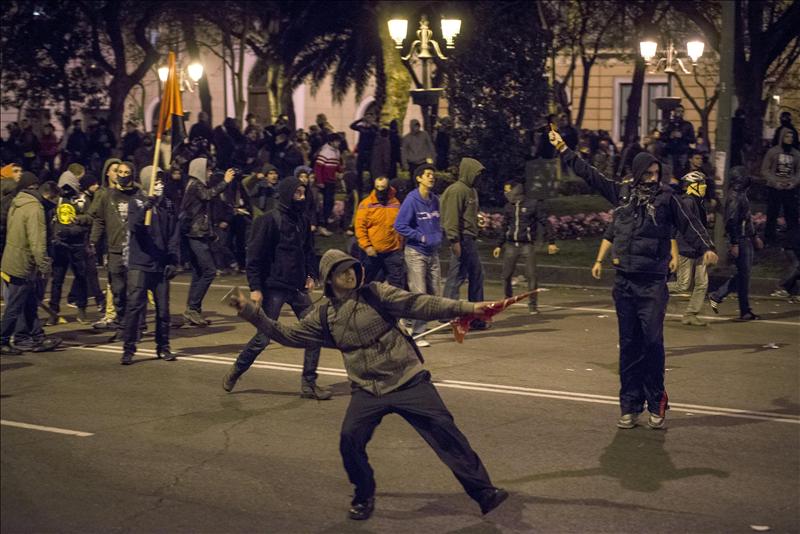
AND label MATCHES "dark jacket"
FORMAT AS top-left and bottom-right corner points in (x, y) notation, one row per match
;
(53, 178), (92, 247)
(440, 158), (484, 242)
(724, 167), (756, 245)
(180, 158), (228, 238)
(89, 185), (140, 252)
(127, 192), (181, 272)
(562, 149), (713, 275)
(245, 177), (317, 292)
(497, 194), (555, 246)
(243, 164), (279, 217)
(674, 194), (707, 258)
